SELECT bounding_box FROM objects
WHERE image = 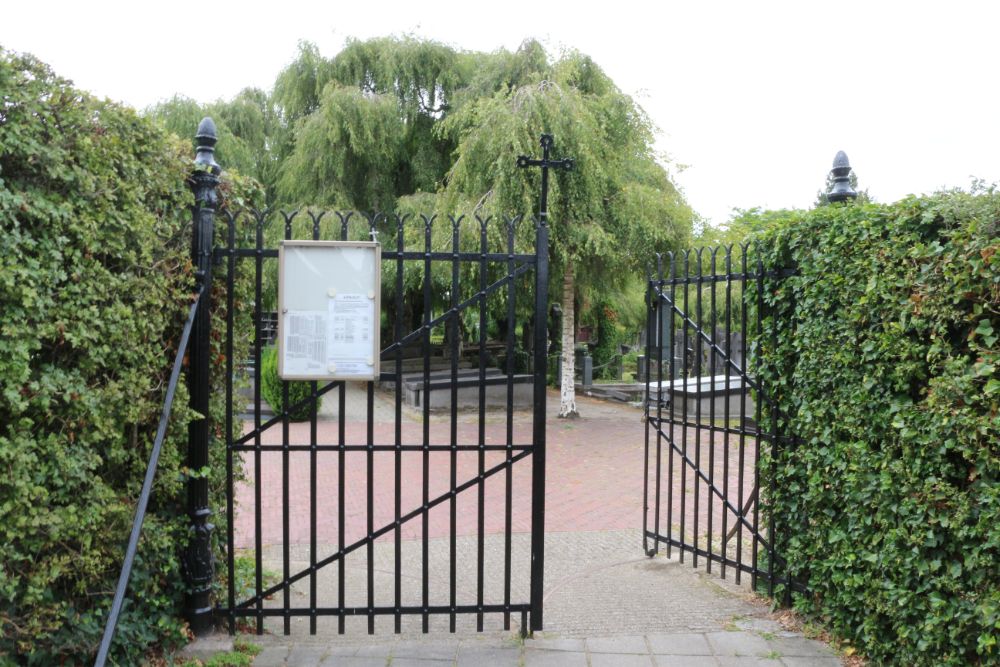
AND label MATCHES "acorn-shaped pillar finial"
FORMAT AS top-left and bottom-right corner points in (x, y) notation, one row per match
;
(827, 150), (857, 203)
